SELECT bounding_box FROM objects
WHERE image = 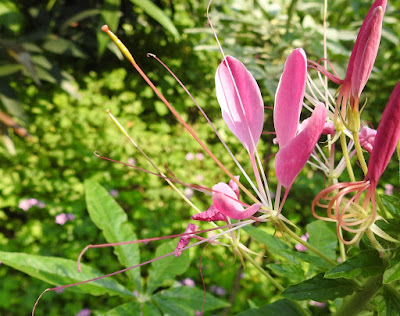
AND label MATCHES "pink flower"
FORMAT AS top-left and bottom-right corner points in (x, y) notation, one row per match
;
(215, 56), (264, 154)
(18, 198), (46, 211)
(184, 187), (194, 199)
(180, 277), (195, 287)
(55, 213), (76, 225)
(274, 49), (327, 189)
(367, 81), (400, 186)
(359, 126), (377, 153)
(338, 0), (386, 112)
(175, 223), (199, 257)
(75, 308), (91, 316)
(185, 152), (194, 161)
(196, 152), (204, 161)
(385, 184), (393, 196)
(295, 233), (309, 252)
